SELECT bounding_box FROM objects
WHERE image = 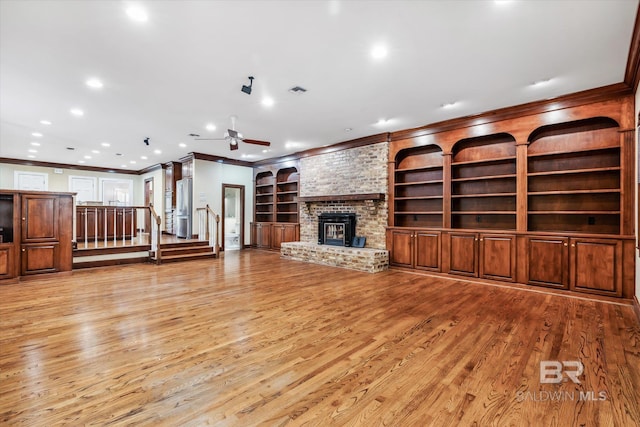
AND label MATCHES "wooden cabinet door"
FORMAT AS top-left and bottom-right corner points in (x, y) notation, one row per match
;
(526, 236), (569, 289)
(415, 231), (441, 271)
(388, 229), (413, 268)
(449, 232), (478, 277)
(254, 223), (271, 249)
(280, 224), (298, 245)
(479, 234), (516, 282)
(271, 224), (284, 250)
(570, 238), (622, 297)
(21, 194), (58, 242)
(0, 246), (16, 279)
(21, 243), (58, 275)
